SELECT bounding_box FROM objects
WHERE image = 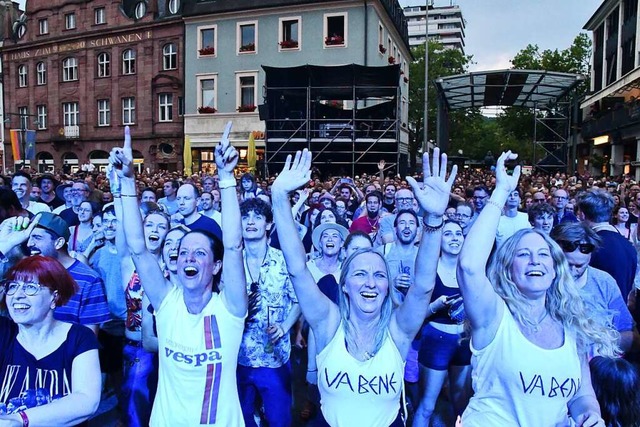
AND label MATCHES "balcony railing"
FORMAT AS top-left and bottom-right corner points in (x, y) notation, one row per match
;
(64, 126), (80, 139)
(582, 102), (640, 139)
